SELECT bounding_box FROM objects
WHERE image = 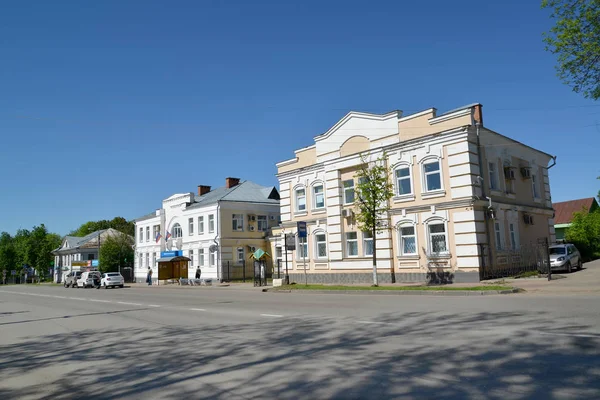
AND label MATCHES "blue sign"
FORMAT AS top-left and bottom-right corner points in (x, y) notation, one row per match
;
(160, 250), (182, 258)
(297, 221), (307, 238)
(91, 260), (99, 267)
